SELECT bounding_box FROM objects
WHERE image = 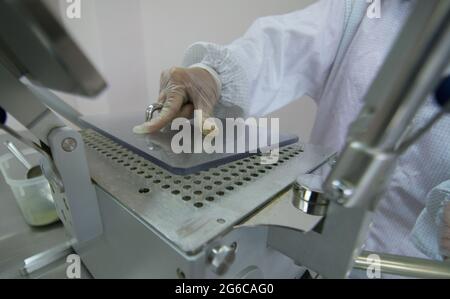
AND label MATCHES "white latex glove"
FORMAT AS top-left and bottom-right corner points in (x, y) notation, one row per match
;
(133, 67), (220, 135)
